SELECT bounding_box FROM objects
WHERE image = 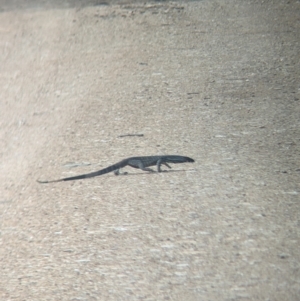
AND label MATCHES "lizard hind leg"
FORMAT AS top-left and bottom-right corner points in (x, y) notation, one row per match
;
(114, 169), (128, 175)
